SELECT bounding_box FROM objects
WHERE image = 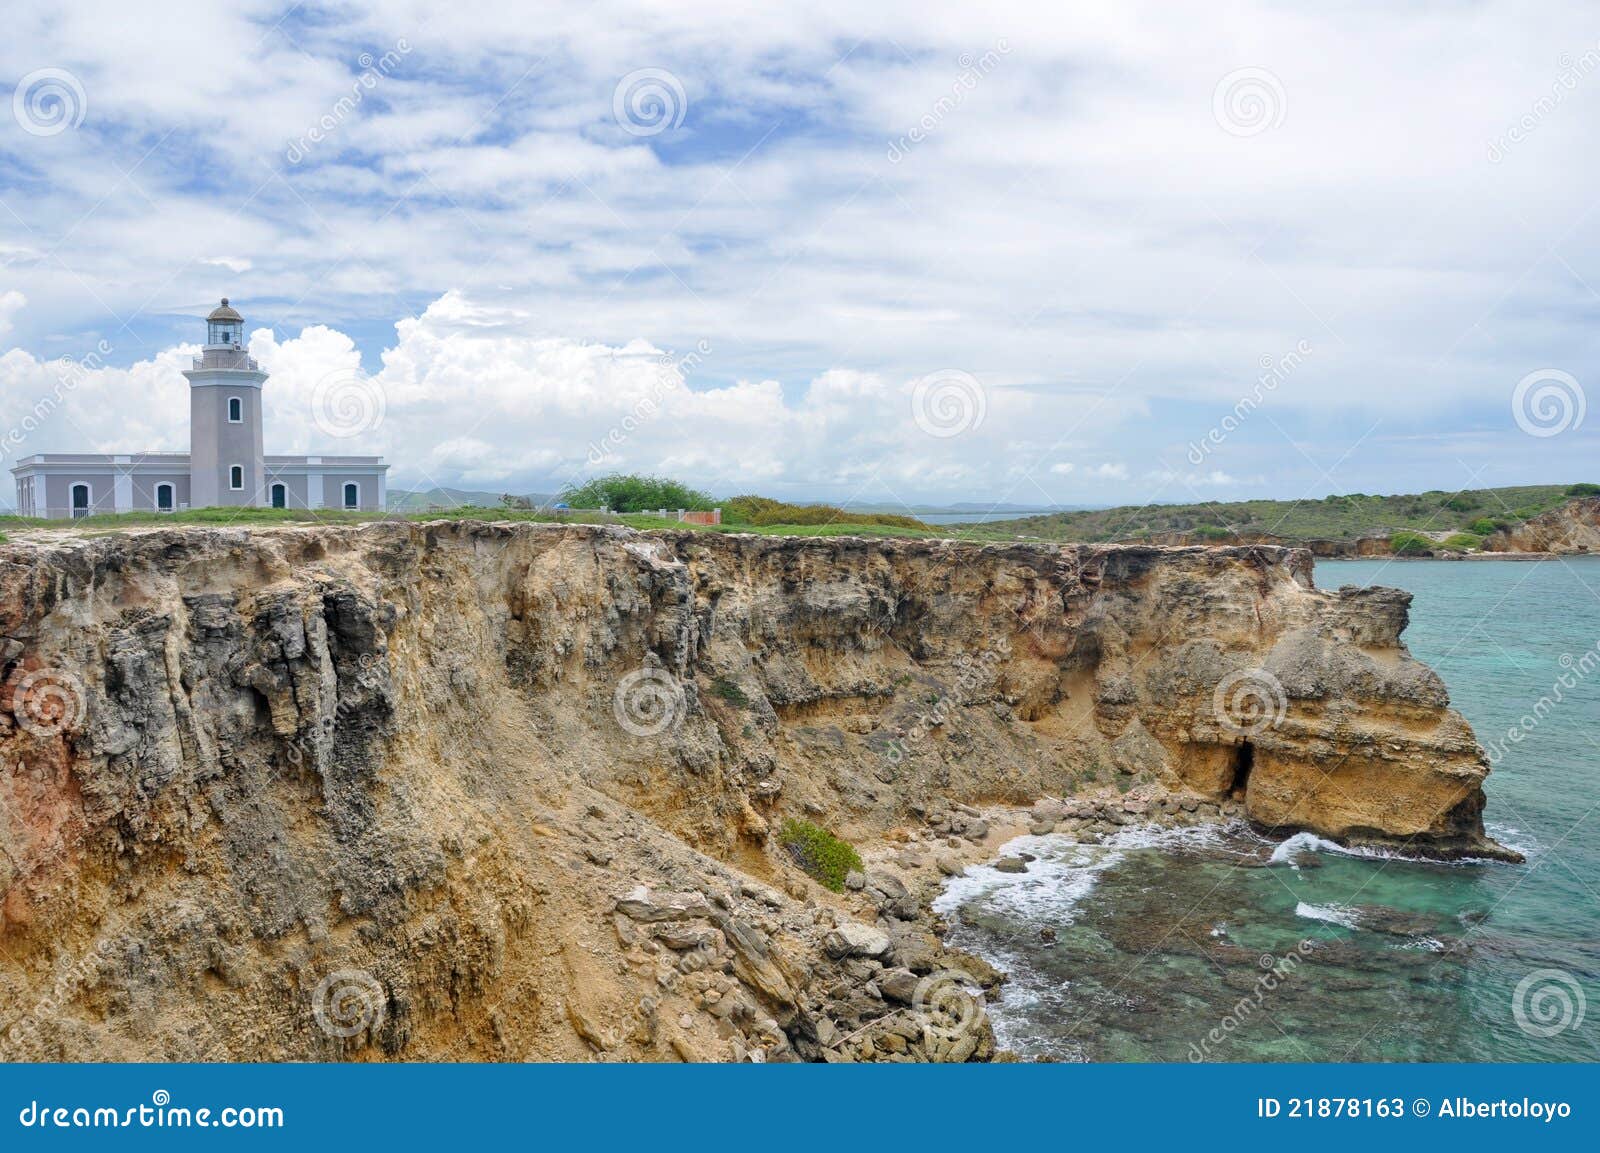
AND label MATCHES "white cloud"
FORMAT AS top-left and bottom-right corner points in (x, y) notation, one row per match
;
(0, 292), (23, 340)
(1084, 462), (1129, 480)
(3, 1), (1598, 501)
